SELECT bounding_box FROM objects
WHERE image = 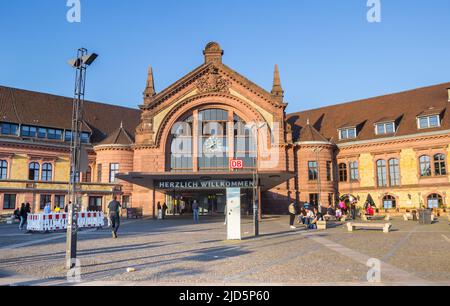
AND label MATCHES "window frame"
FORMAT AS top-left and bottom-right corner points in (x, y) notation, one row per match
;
(41, 163), (53, 181)
(417, 115), (441, 130)
(419, 155), (432, 177)
(308, 161), (319, 181)
(0, 160), (8, 180)
(376, 159), (388, 187)
(434, 154), (447, 176)
(389, 158), (401, 187)
(338, 127), (357, 140)
(3, 194), (16, 210)
(349, 161), (359, 181)
(109, 163), (120, 183)
(29, 162), (40, 181)
(338, 163), (348, 182)
(375, 121), (396, 135)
